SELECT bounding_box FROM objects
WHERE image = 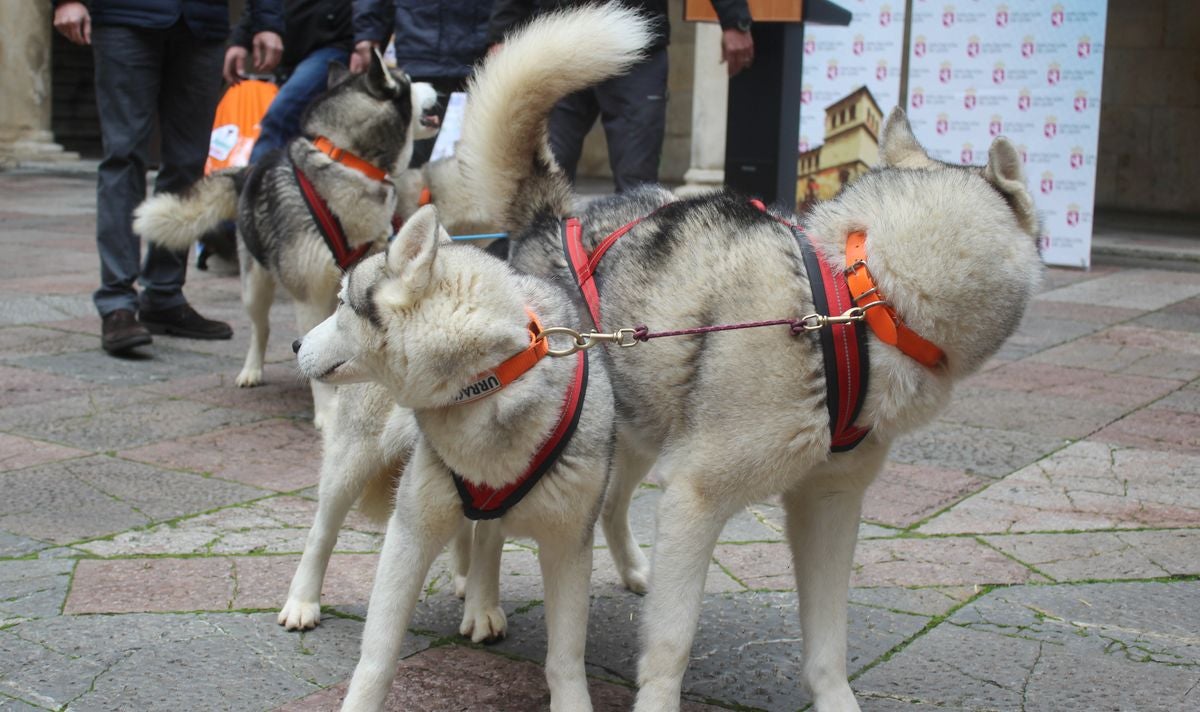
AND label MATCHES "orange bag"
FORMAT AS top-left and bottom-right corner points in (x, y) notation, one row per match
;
(205, 79), (279, 174)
